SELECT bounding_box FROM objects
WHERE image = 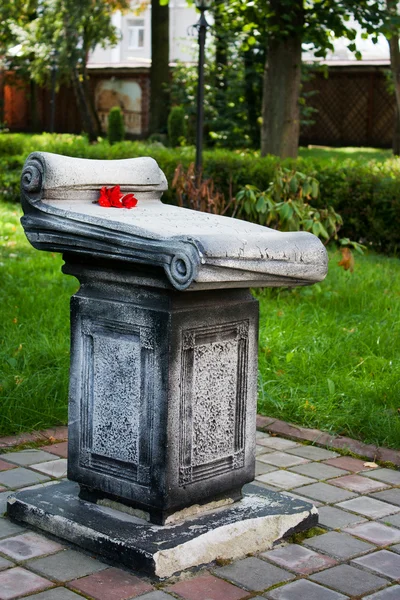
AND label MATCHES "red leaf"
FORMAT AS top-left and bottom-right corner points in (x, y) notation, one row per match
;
(109, 185), (123, 208)
(98, 190), (111, 207)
